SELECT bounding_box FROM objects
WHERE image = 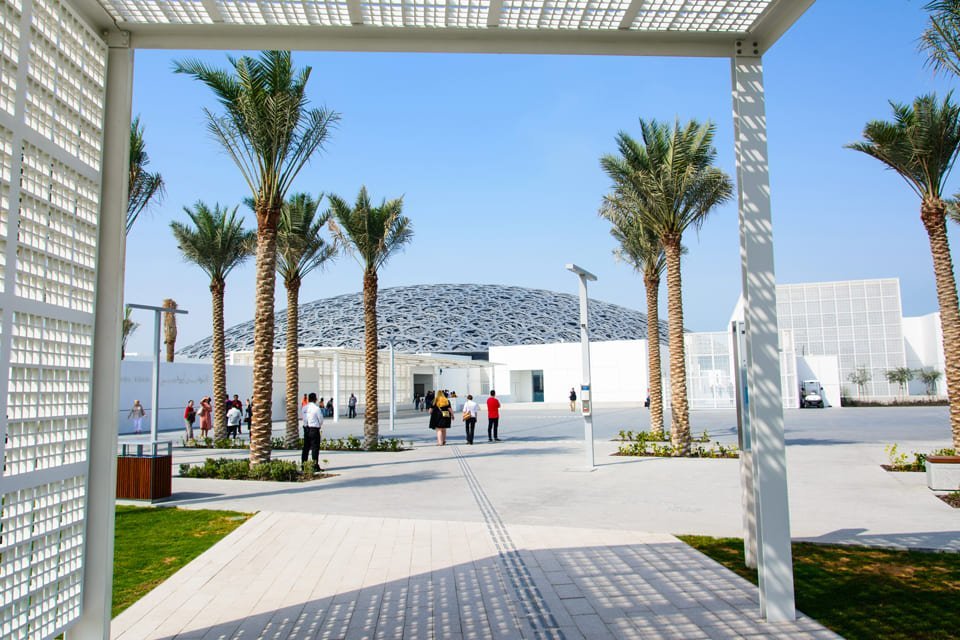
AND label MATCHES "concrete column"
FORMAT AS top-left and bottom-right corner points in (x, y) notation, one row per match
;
(731, 54), (796, 621)
(71, 38), (133, 640)
(332, 350), (340, 423)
